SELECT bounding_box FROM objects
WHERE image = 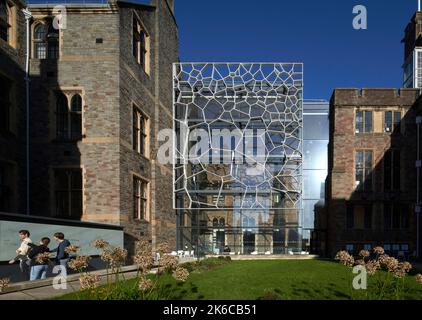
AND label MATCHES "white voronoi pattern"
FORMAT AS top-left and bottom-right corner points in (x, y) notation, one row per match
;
(173, 63), (303, 211)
